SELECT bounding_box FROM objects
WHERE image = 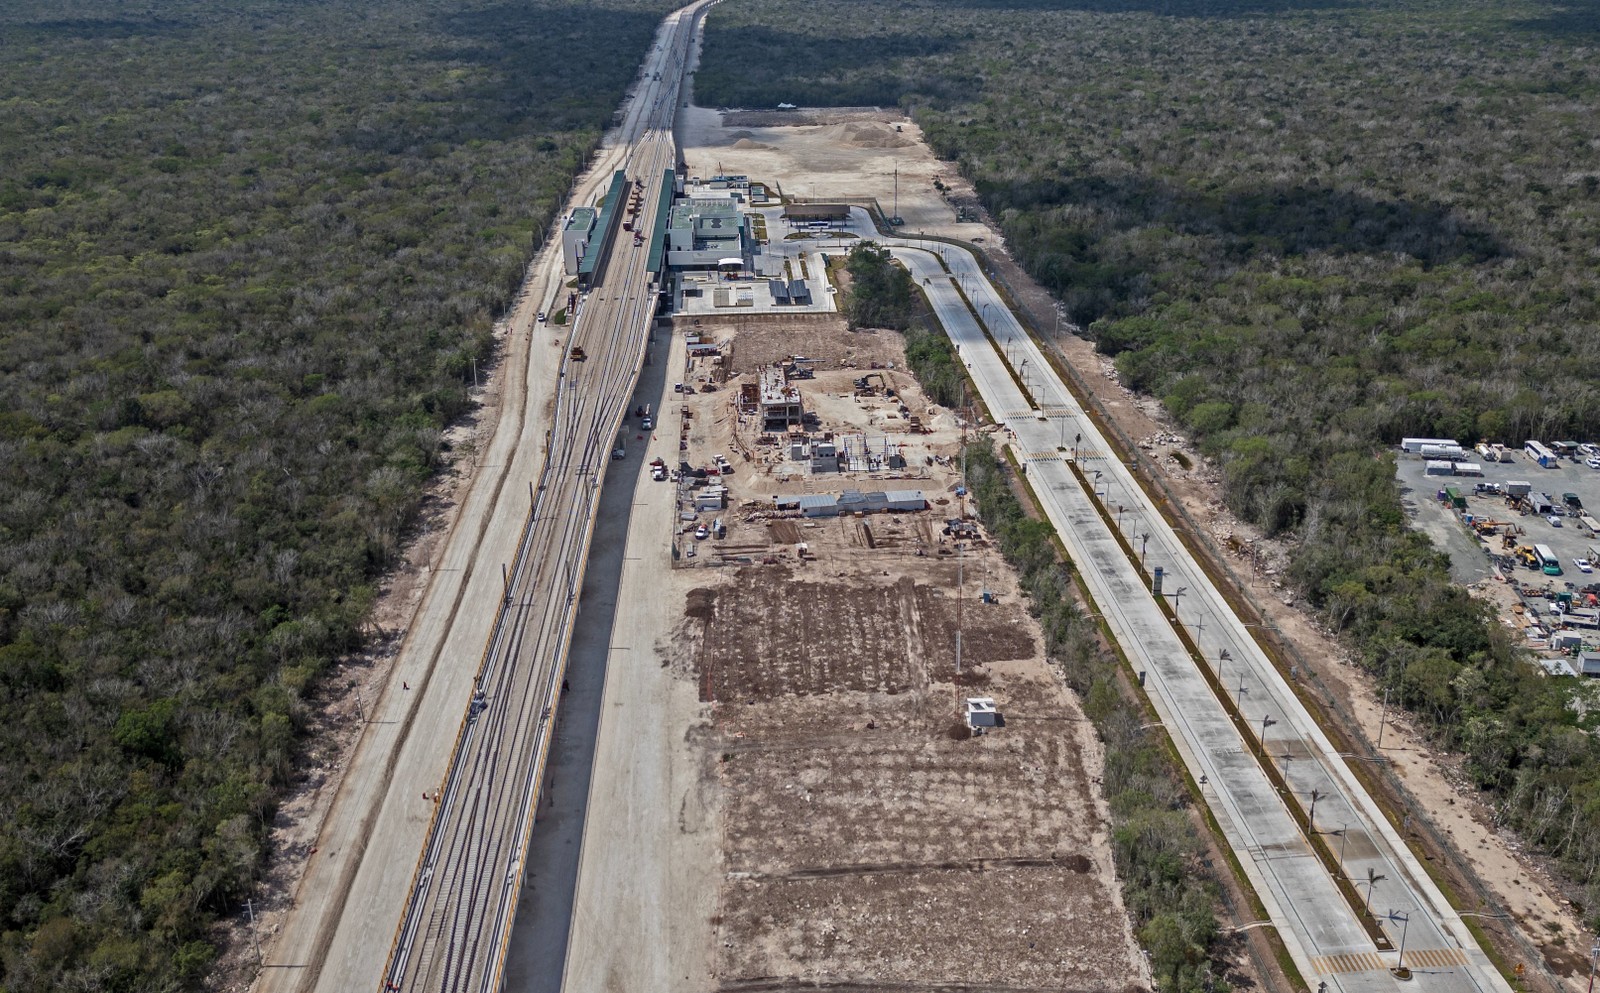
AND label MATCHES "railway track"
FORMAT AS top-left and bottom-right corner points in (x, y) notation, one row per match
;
(377, 3), (713, 990)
